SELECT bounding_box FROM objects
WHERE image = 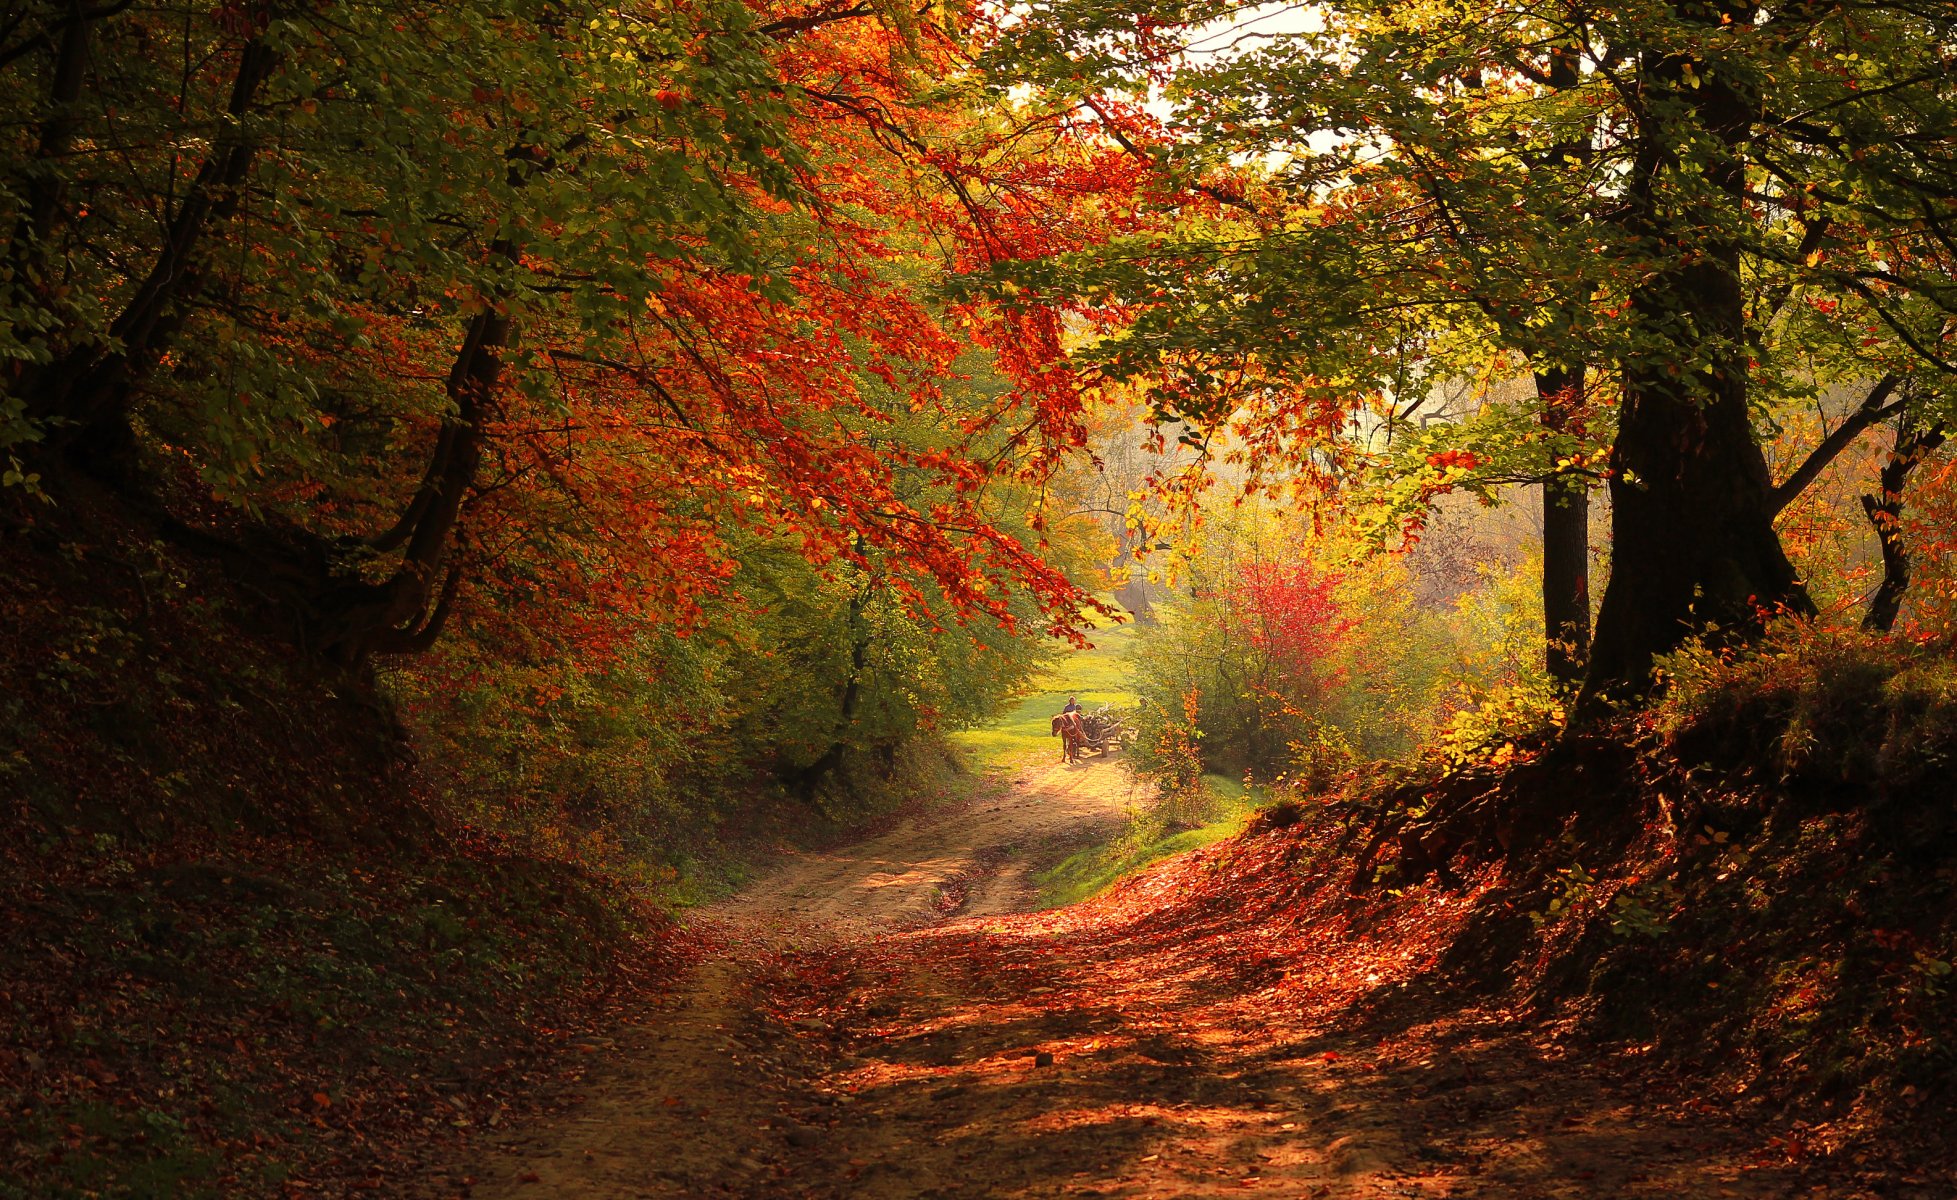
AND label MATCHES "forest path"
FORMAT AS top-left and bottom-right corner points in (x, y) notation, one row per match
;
(452, 755), (1826, 1200)
(718, 749), (1143, 928)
